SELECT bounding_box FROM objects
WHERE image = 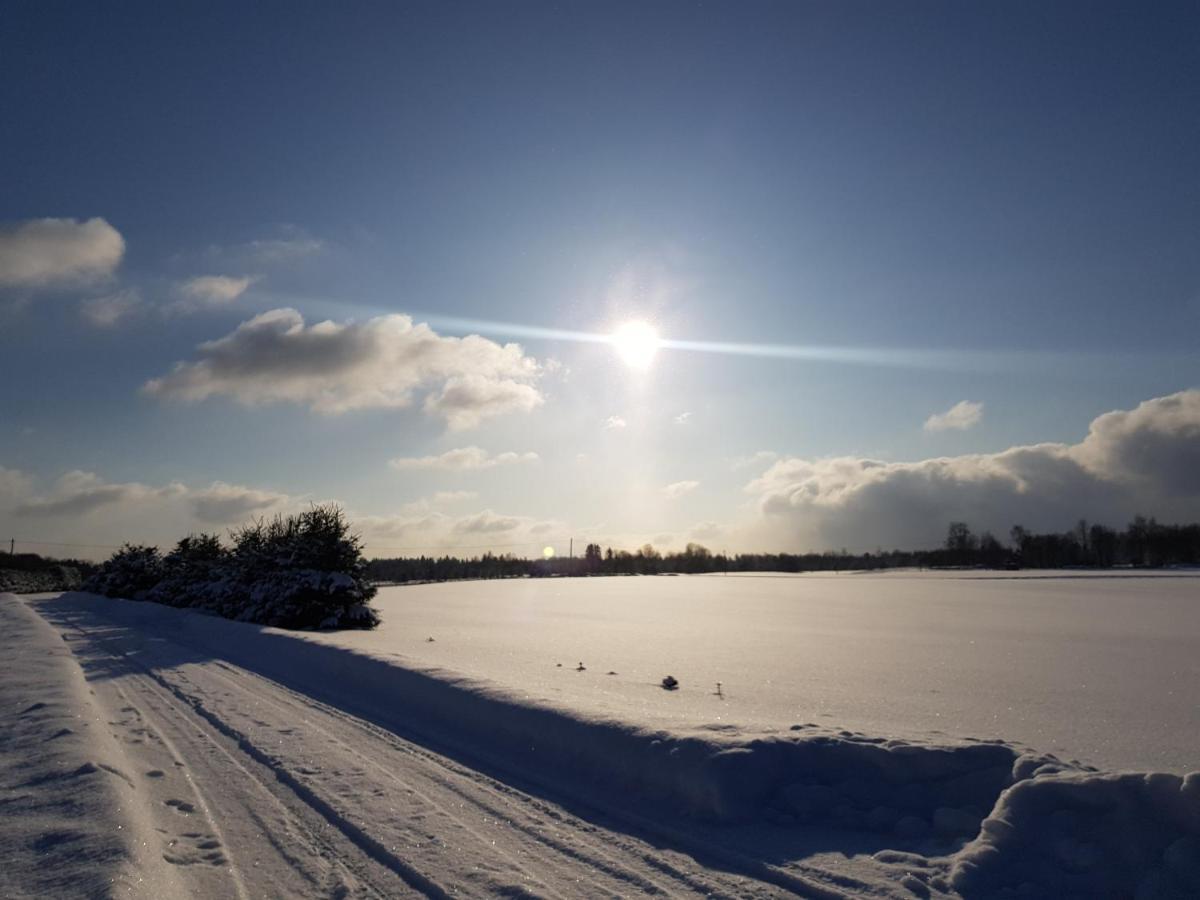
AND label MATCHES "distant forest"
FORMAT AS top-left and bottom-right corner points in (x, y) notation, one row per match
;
(366, 516), (1200, 583)
(7, 515), (1199, 593)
